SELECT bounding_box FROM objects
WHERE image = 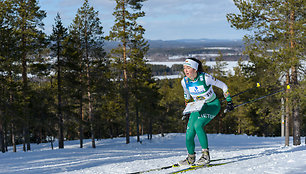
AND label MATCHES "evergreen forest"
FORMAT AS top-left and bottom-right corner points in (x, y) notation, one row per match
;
(0, 0), (304, 152)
